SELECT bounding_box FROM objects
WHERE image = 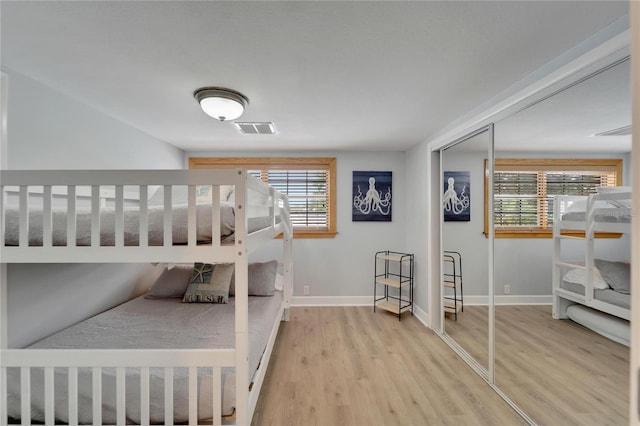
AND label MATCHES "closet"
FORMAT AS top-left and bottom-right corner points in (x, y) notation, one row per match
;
(433, 45), (633, 424)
